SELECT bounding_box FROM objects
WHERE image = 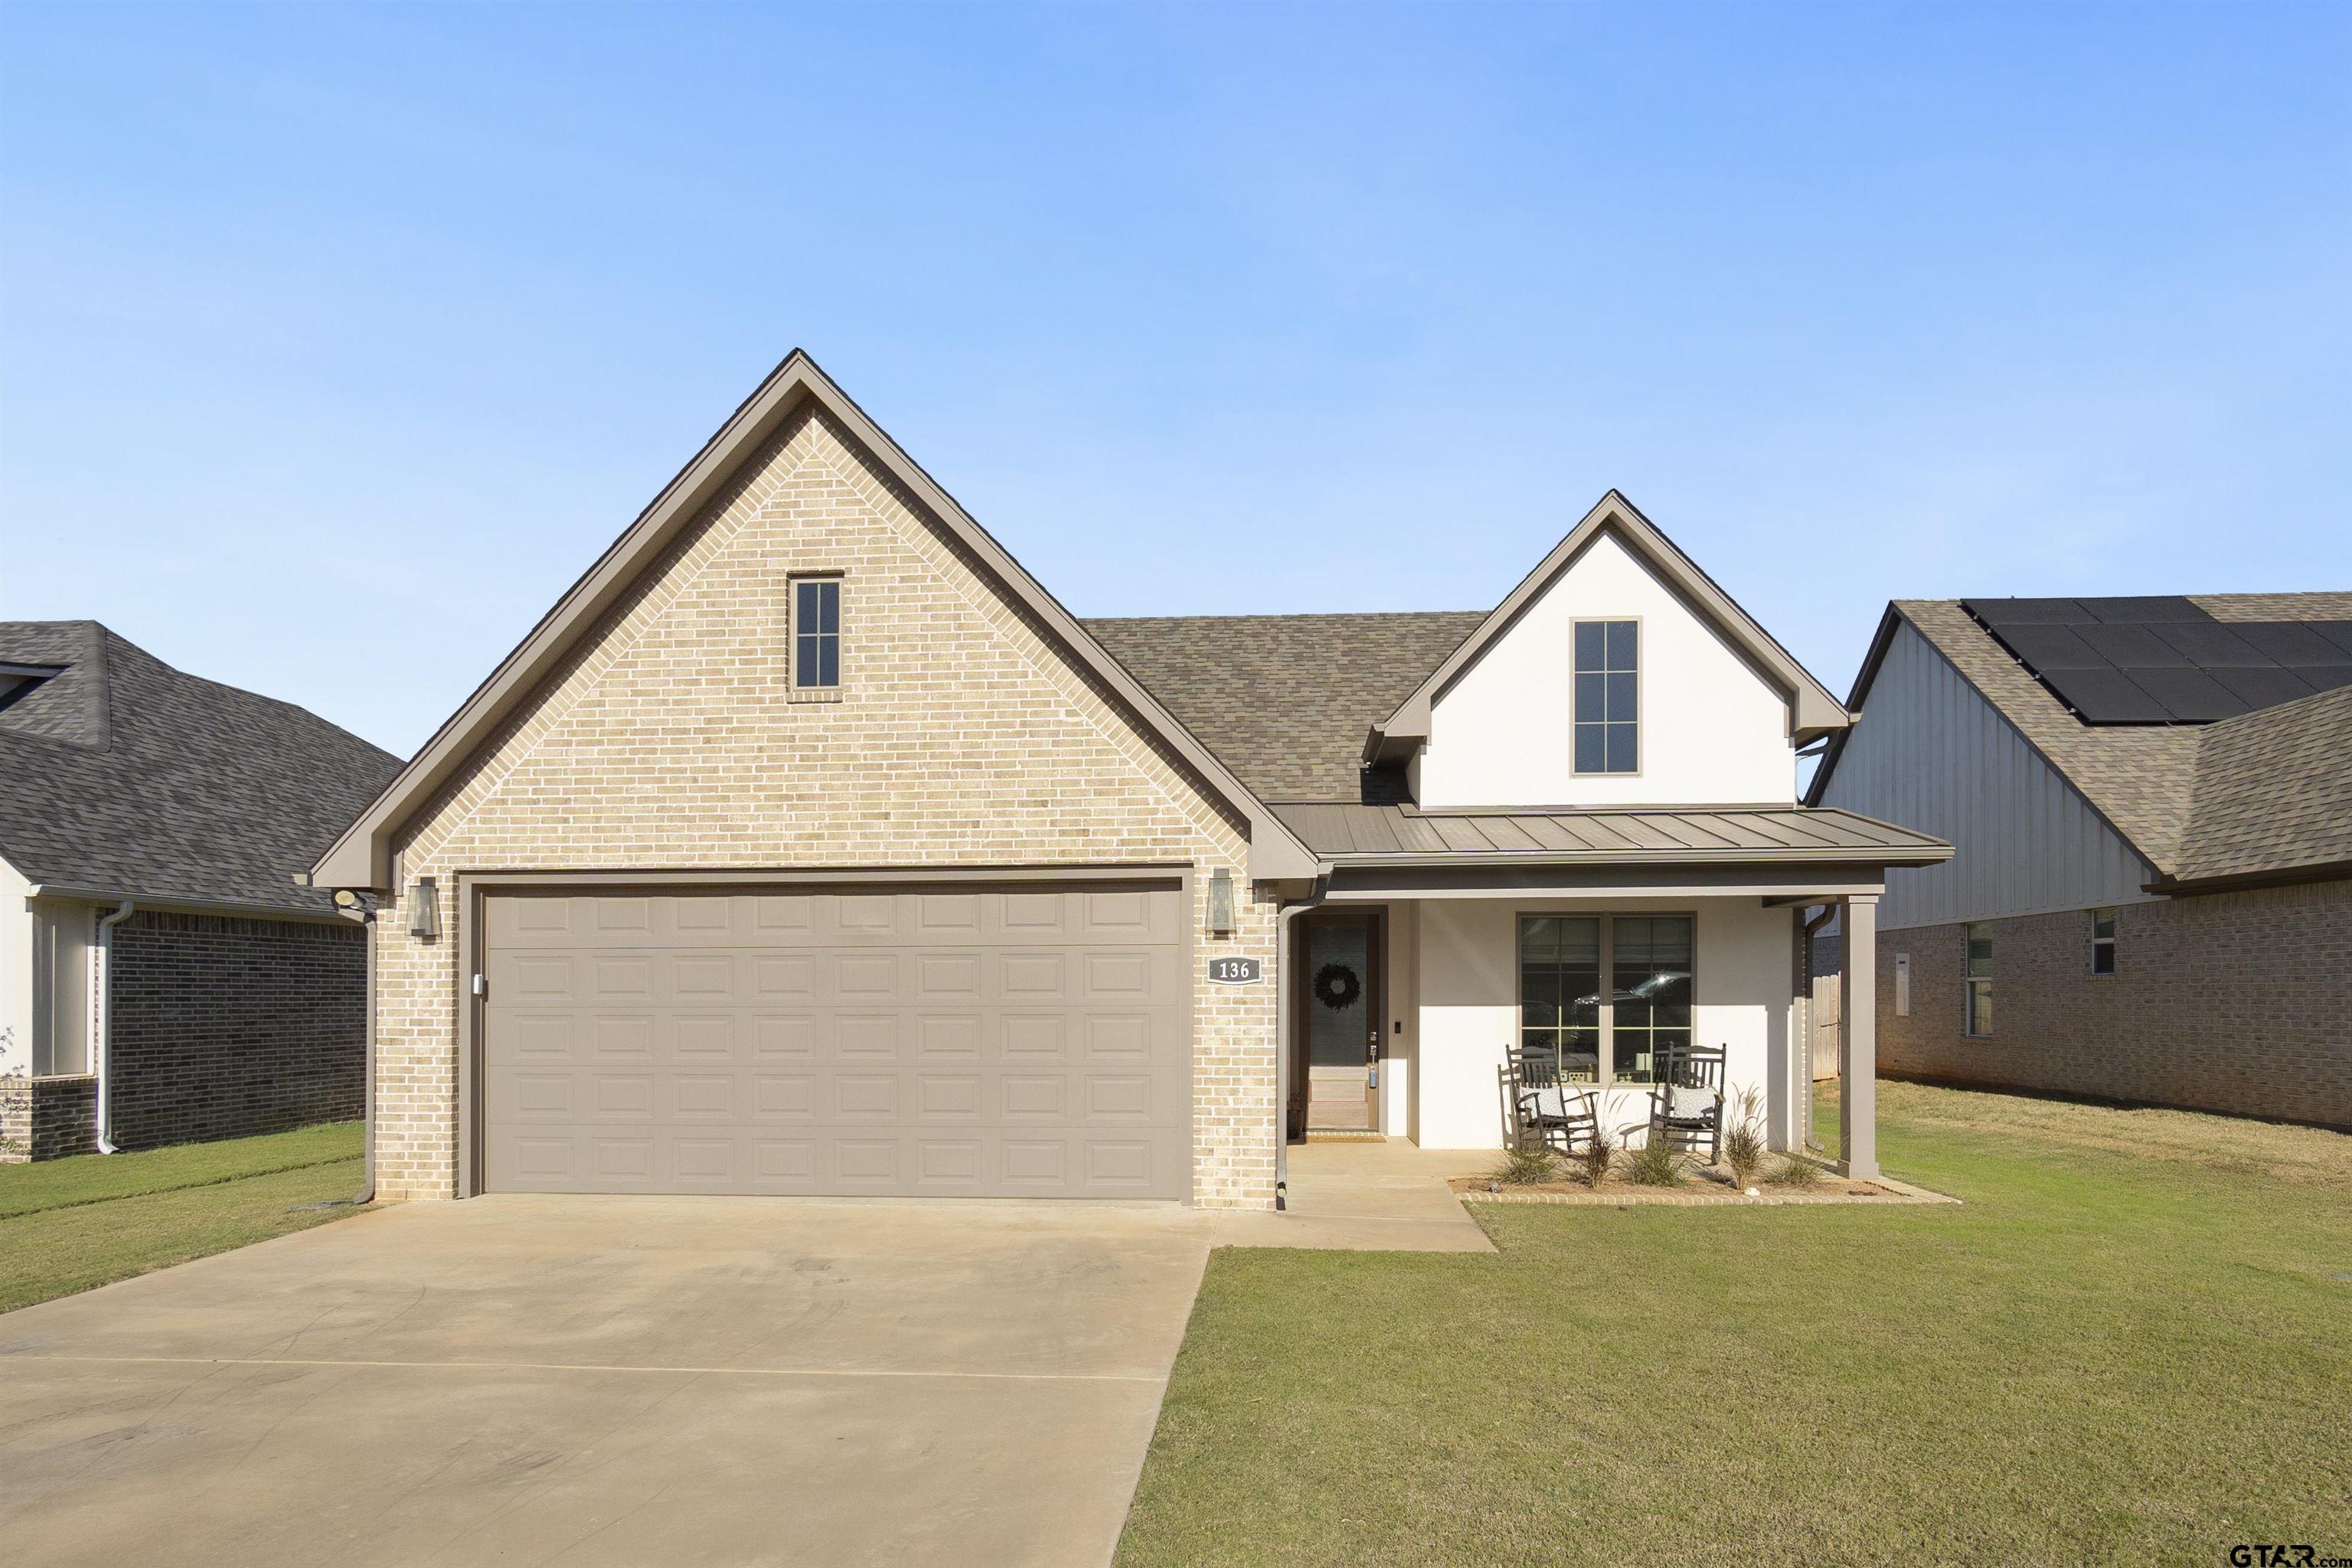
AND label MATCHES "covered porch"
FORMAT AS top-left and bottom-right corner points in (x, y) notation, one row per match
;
(1269, 804), (1954, 1192)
